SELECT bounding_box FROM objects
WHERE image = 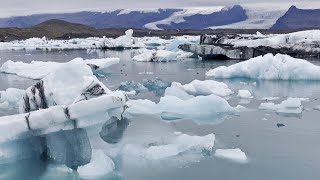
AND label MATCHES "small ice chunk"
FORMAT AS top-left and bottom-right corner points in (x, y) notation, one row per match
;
(78, 150), (115, 179)
(215, 148), (248, 163)
(314, 105), (320, 111)
(123, 133), (215, 160)
(237, 90), (253, 98)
